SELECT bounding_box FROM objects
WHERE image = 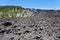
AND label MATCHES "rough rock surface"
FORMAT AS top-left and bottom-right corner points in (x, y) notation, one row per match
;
(0, 9), (60, 40)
